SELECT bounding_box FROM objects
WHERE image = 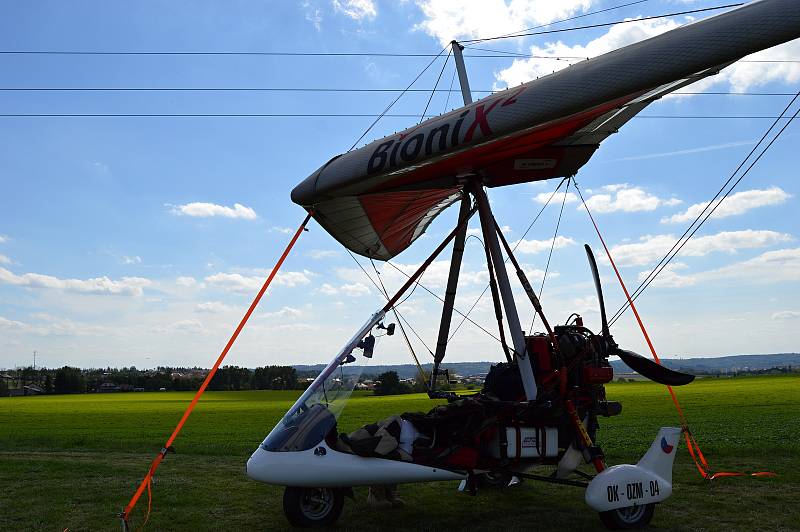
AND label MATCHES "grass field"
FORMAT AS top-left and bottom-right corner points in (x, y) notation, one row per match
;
(1, 375), (798, 531)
